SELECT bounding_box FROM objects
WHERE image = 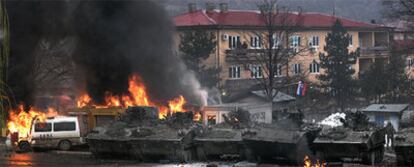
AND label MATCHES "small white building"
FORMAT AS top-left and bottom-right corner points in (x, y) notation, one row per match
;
(361, 104), (409, 131)
(202, 91), (296, 125)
